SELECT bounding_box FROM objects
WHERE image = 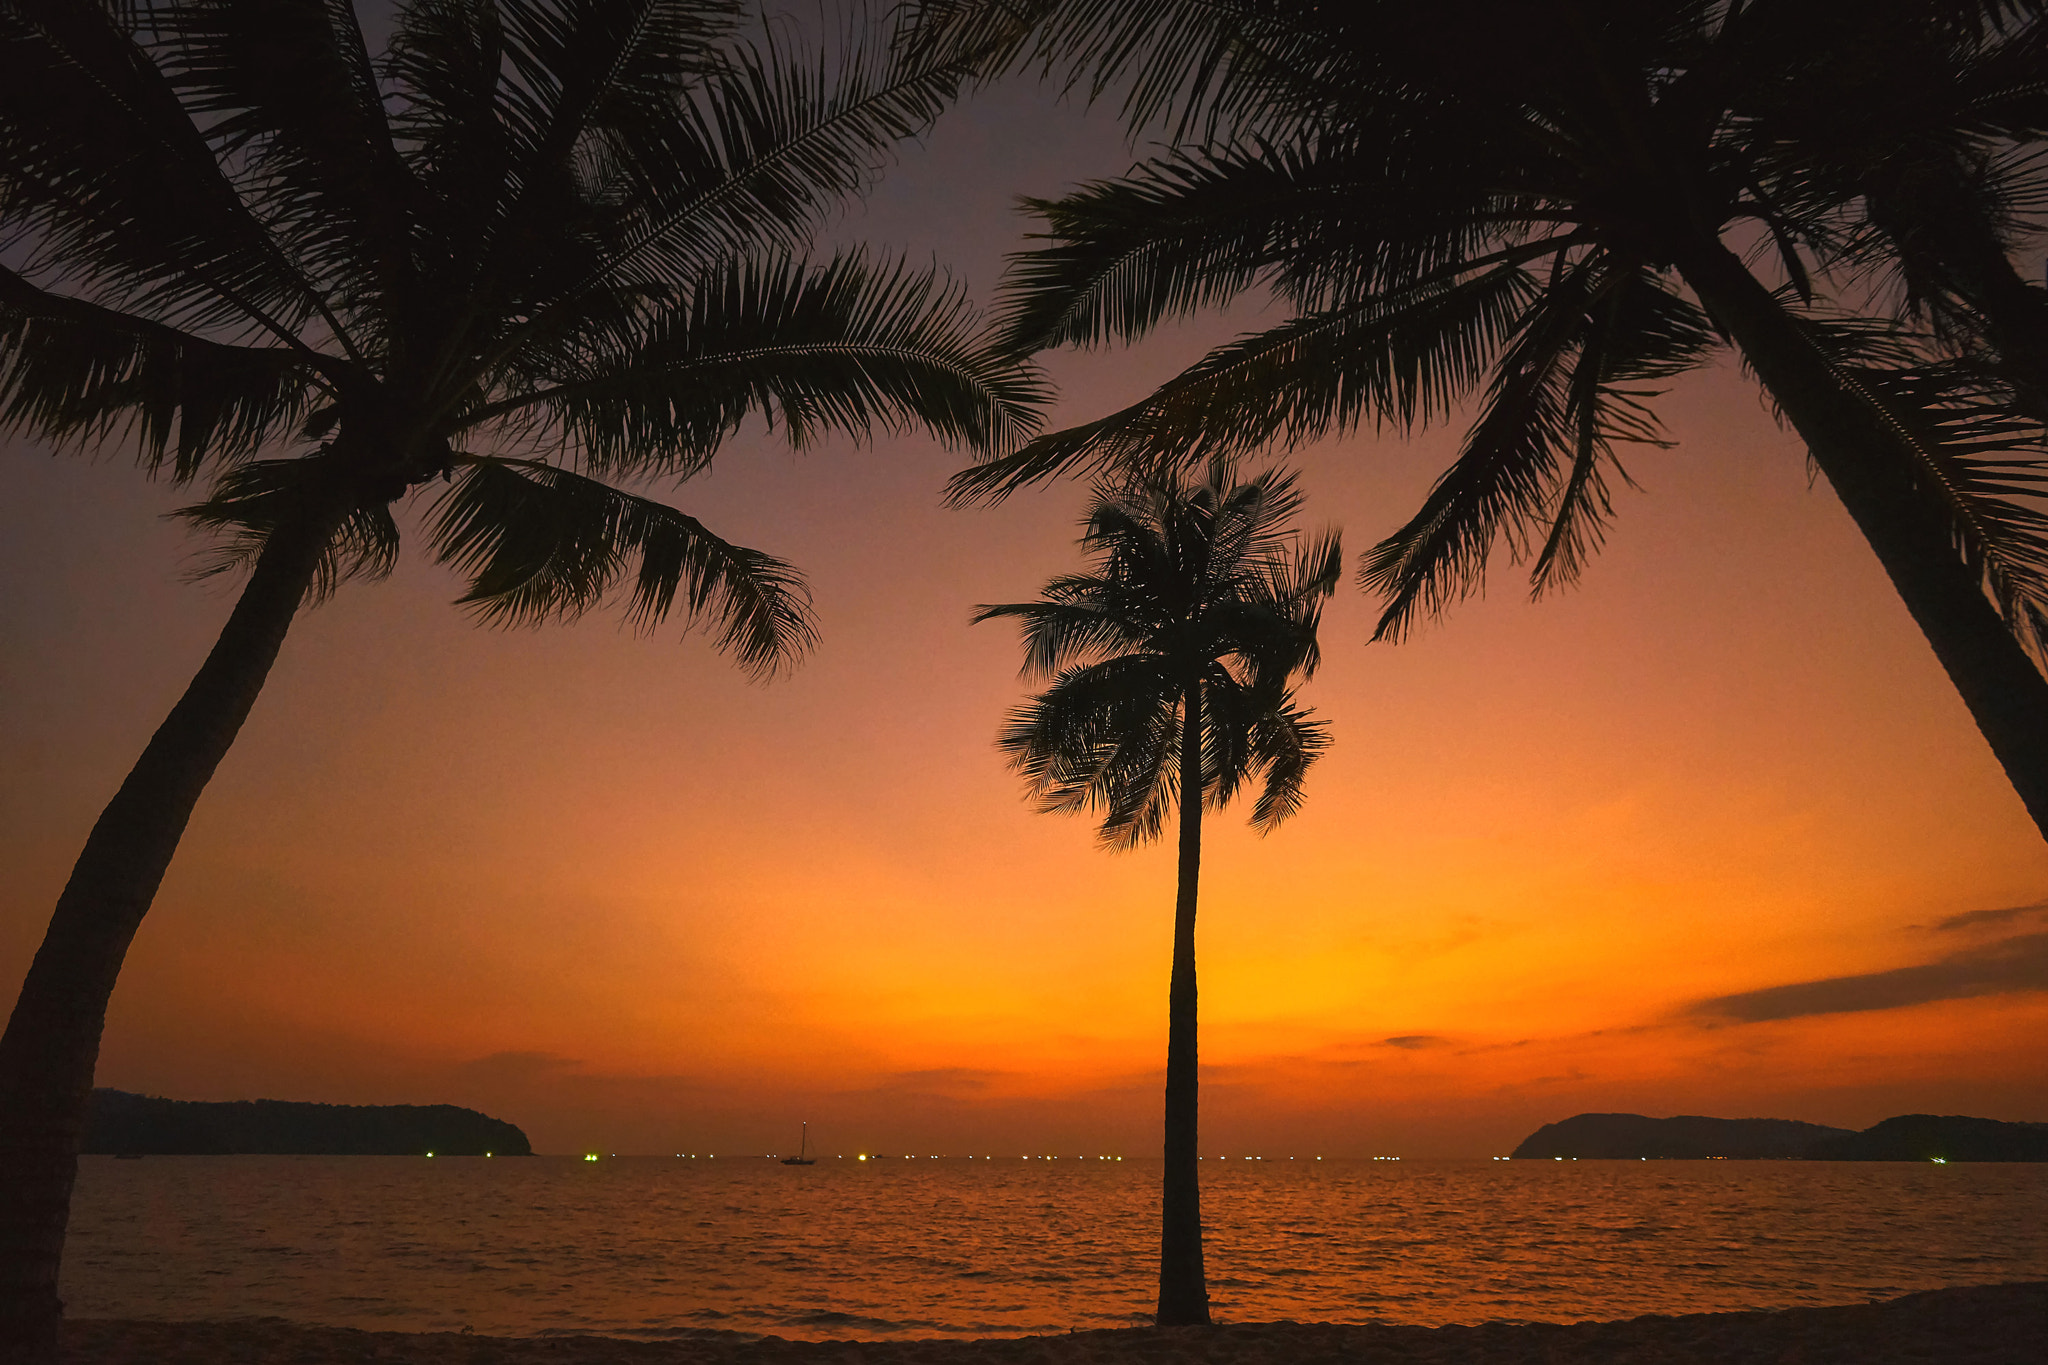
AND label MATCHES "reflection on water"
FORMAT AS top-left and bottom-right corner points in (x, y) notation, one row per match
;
(63, 1155), (2048, 1339)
